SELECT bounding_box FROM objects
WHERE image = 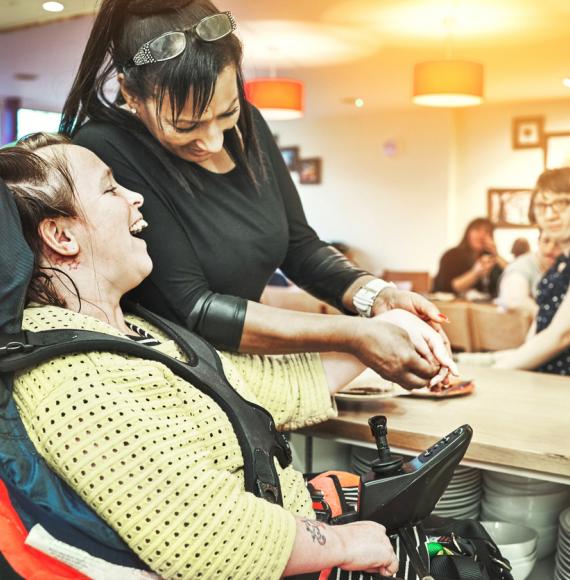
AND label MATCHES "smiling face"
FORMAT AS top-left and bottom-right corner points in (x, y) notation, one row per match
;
(41, 145), (153, 296)
(128, 65), (240, 165)
(533, 190), (570, 245)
